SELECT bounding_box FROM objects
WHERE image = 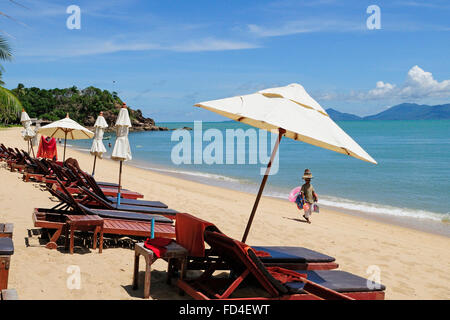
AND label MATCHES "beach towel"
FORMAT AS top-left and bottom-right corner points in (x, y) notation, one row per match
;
(144, 237), (173, 258)
(175, 213), (219, 257)
(37, 136), (58, 160)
